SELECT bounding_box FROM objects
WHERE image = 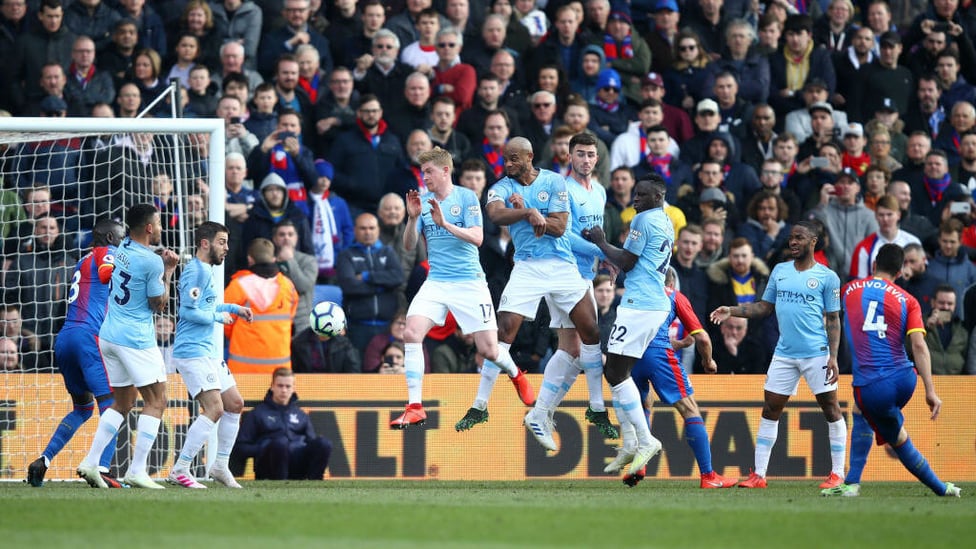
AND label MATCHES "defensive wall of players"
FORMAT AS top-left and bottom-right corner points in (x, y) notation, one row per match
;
(2, 375), (973, 482)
